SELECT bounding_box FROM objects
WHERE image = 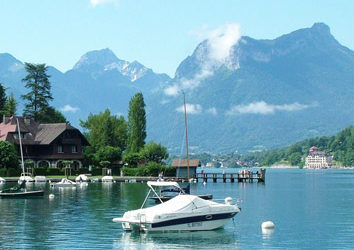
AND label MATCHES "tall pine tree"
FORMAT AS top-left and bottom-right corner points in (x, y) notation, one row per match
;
(21, 63), (53, 121)
(6, 92), (17, 116)
(126, 93), (146, 153)
(0, 83), (7, 117)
